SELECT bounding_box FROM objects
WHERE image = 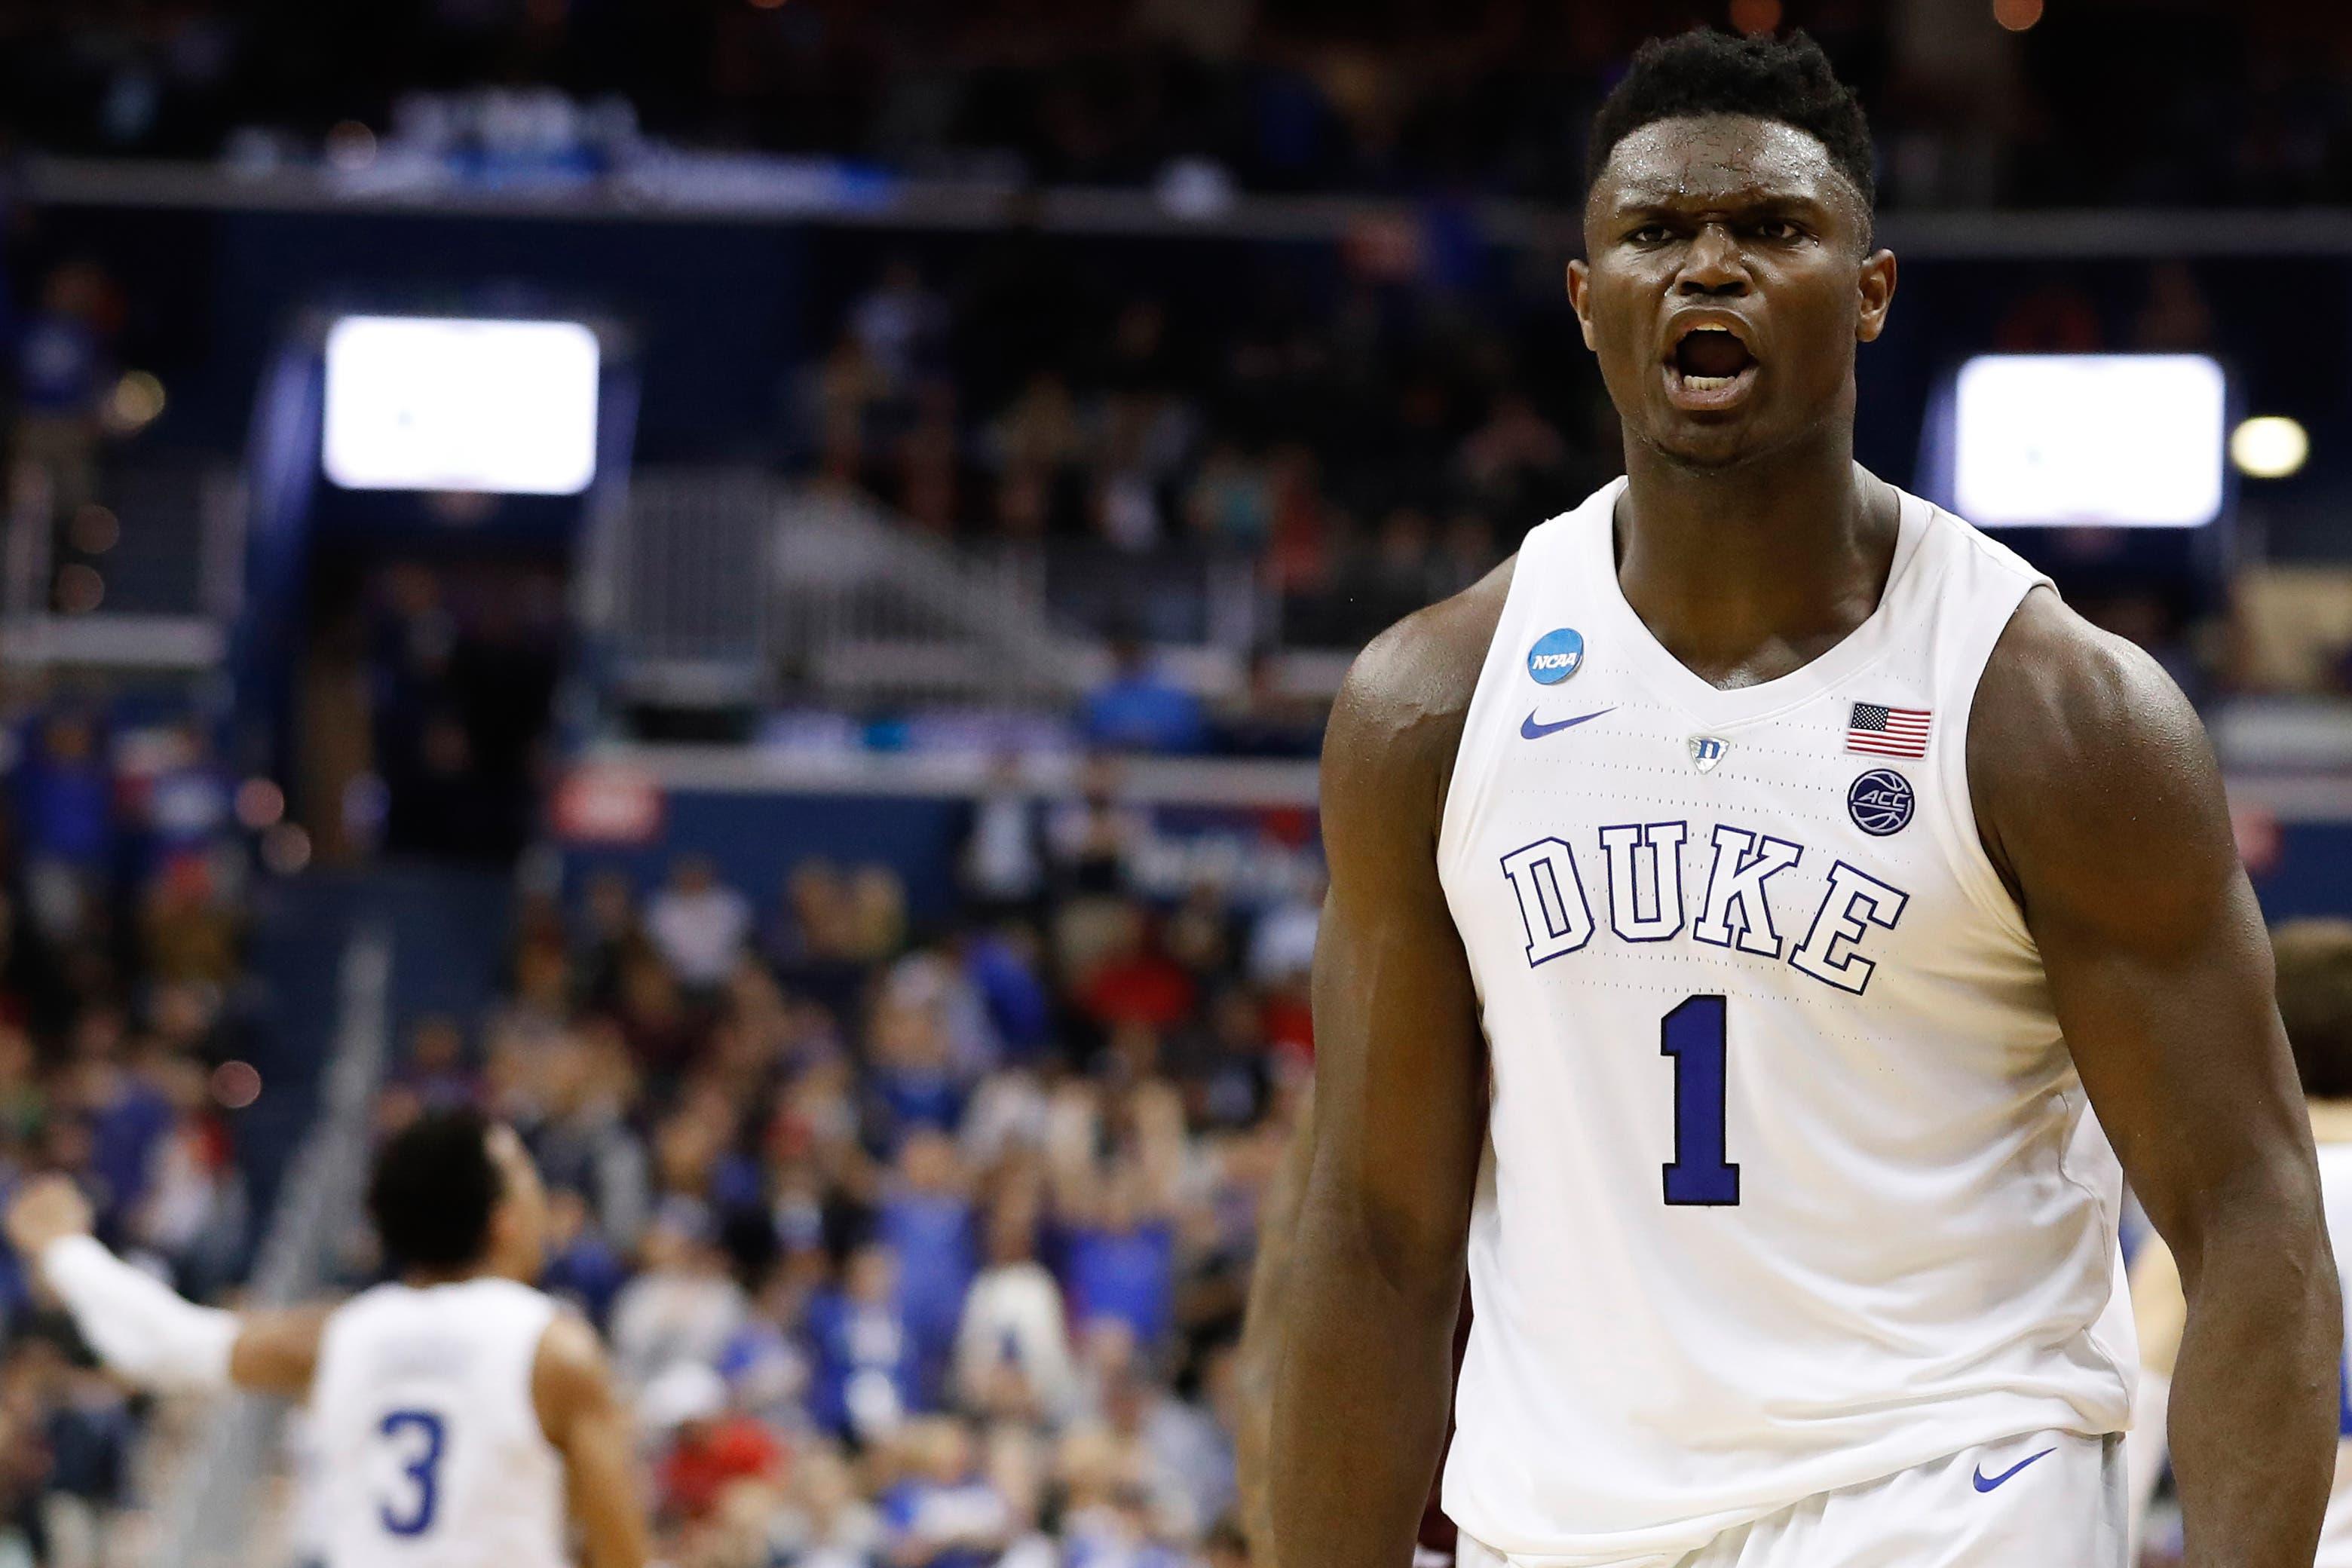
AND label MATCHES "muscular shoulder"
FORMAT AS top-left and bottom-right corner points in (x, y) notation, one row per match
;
(1969, 586), (2234, 935)
(530, 1308), (617, 1447)
(1324, 557), (1516, 825)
